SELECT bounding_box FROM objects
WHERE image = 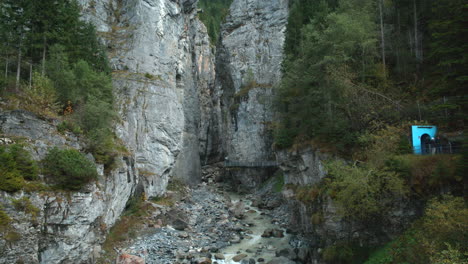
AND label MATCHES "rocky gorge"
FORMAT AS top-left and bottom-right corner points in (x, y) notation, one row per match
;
(1, 0), (296, 262)
(0, 0), (431, 263)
